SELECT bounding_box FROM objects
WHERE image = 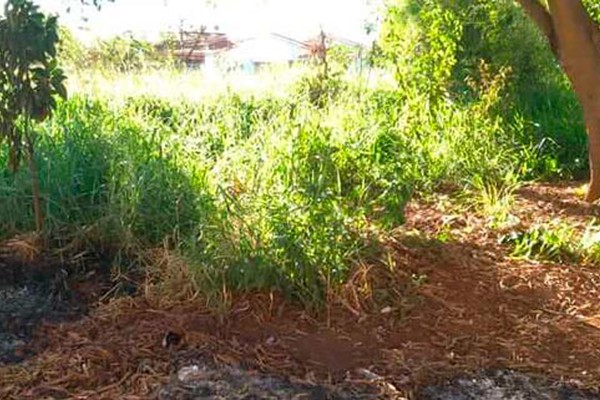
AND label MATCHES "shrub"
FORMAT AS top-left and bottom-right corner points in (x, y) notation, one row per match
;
(377, 0), (587, 180)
